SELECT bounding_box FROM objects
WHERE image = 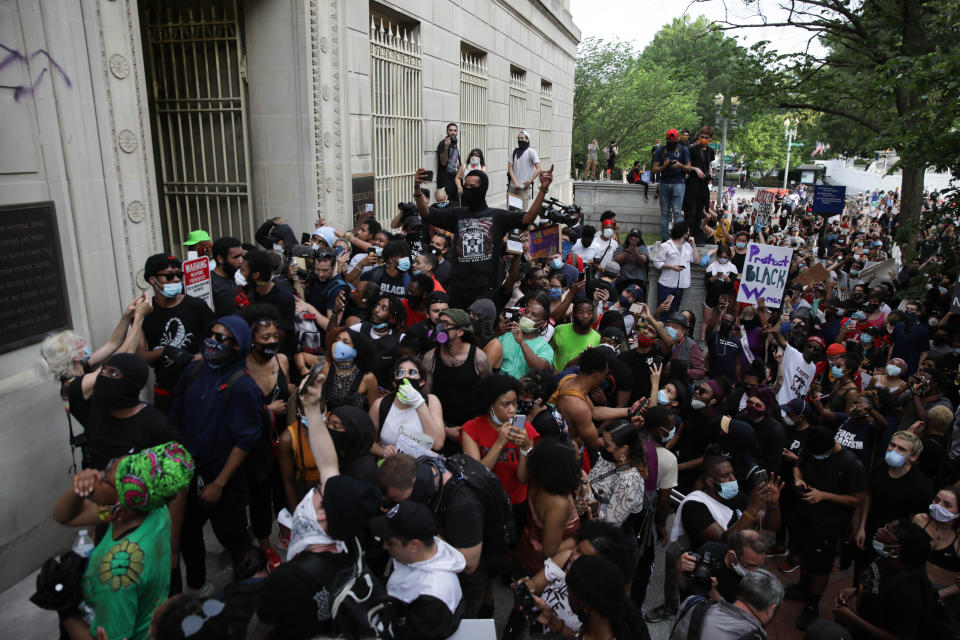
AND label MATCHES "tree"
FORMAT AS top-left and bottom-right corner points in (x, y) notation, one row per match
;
(641, 15), (748, 130)
(731, 111), (790, 176)
(572, 38), (698, 174)
(709, 0), (960, 251)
